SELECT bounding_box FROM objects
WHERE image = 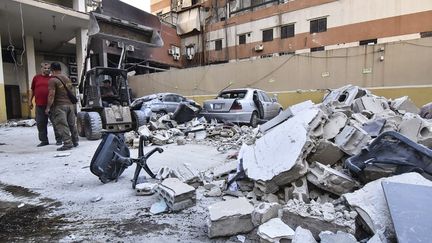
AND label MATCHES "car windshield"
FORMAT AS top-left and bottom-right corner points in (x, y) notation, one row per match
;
(218, 90), (247, 99)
